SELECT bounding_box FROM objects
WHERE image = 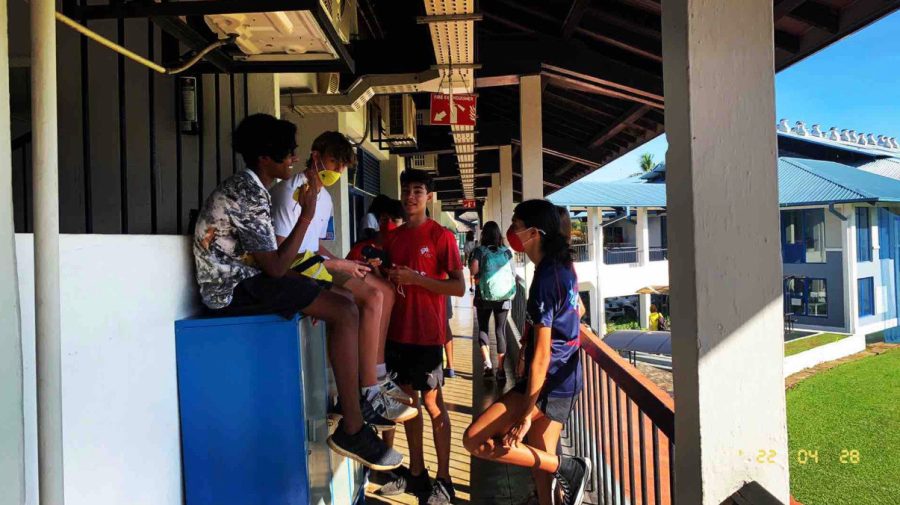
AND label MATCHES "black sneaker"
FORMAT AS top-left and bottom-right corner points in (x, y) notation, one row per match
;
(420, 477), (452, 505)
(496, 369), (507, 382)
(377, 466), (430, 496)
(362, 394), (396, 432)
(326, 421), (403, 471)
(554, 456), (591, 505)
(483, 366), (494, 381)
(436, 477), (455, 500)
